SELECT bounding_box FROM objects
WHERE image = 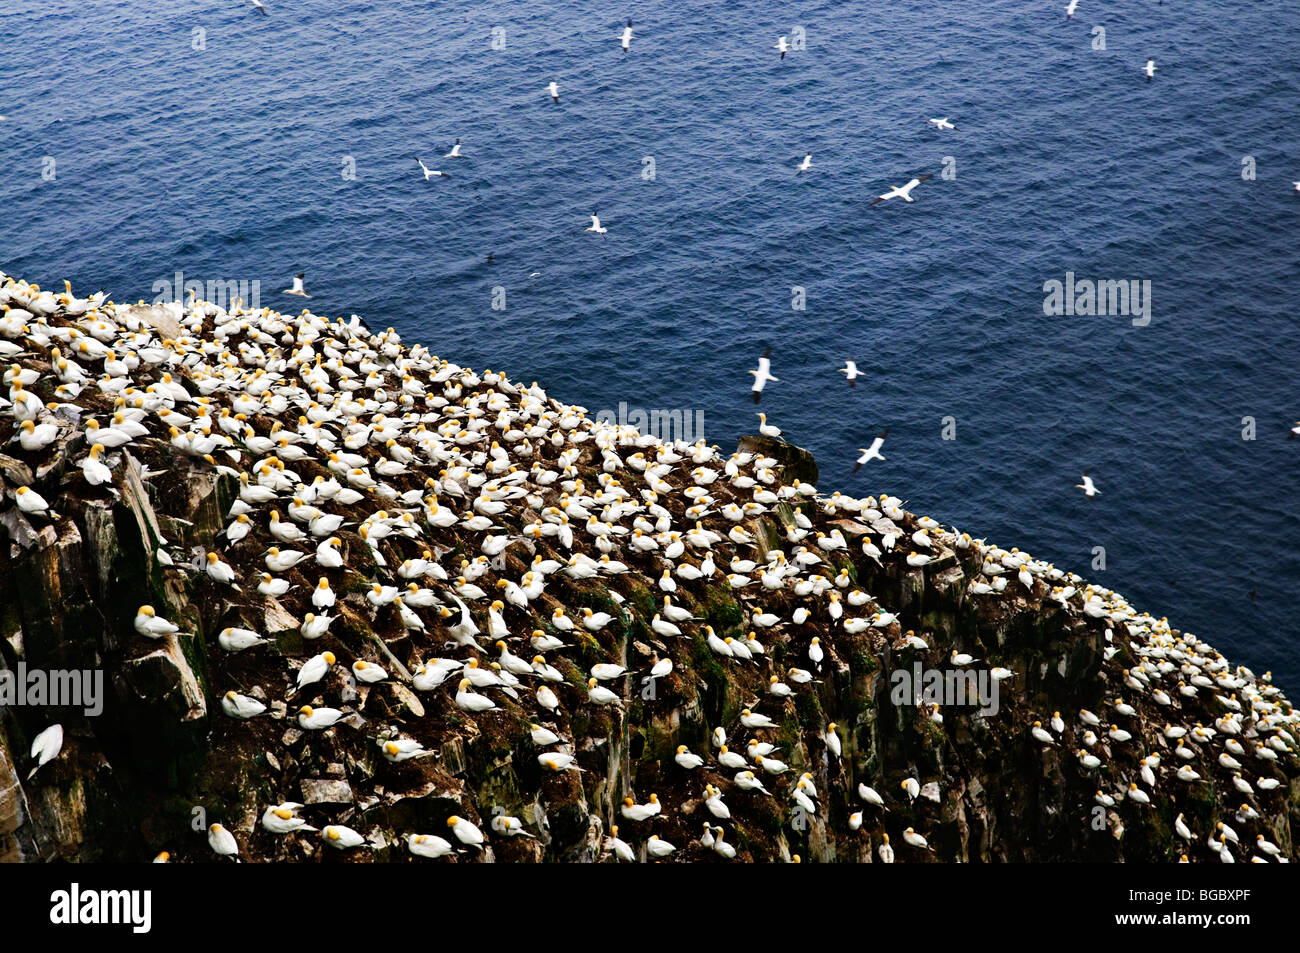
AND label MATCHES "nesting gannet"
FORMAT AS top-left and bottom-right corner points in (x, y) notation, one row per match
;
(757, 412), (782, 439)
(871, 174), (933, 205)
(749, 348), (778, 403)
(208, 823), (239, 859)
(282, 273), (310, 297)
(839, 360), (859, 386)
(400, 831), (455, 861)
(620, 19), (633, 53)
(416, 159), (450, 180)
(797, 154), (813, 174)
(446, 815), (485, 848)
(927, 117), (956, 131)
(547, 81), (560, 102)
(1075, 473), (1099, 497)
(853, 430), (888, 471)
(1144, 59), (1157, 81)
(585, 213), (607, 237)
